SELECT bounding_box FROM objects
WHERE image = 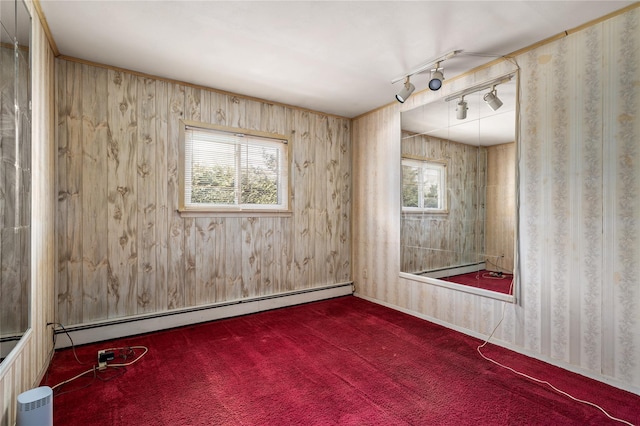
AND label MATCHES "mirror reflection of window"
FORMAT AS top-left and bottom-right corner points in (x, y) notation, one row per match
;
(402, 158), (446, 212)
